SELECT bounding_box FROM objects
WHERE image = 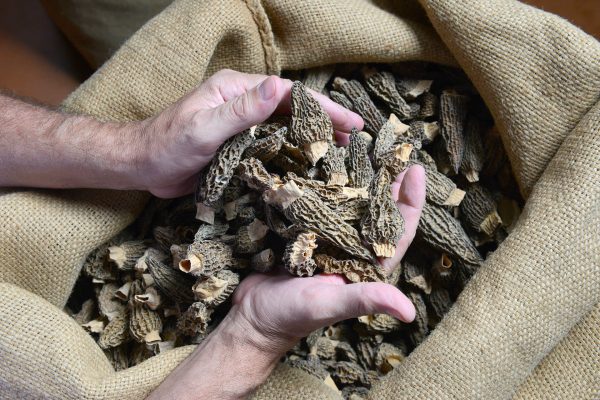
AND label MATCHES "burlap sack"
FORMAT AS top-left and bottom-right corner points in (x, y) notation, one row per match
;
(1, 0), (598, 399)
